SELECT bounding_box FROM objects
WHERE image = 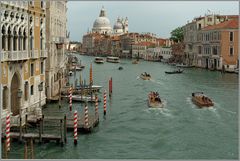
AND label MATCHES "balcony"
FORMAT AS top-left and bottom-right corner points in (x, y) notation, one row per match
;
(40, 50), (47, 58)
(1, 51), (28, 62)
(54, 37), (67, 44)
(29, 50), (38, 59)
